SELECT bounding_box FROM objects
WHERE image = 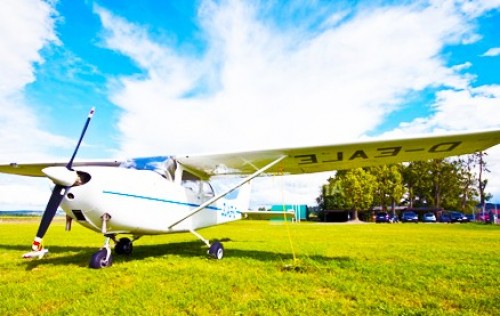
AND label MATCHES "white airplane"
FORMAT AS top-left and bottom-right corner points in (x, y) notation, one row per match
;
(1, 108), (500, 268)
